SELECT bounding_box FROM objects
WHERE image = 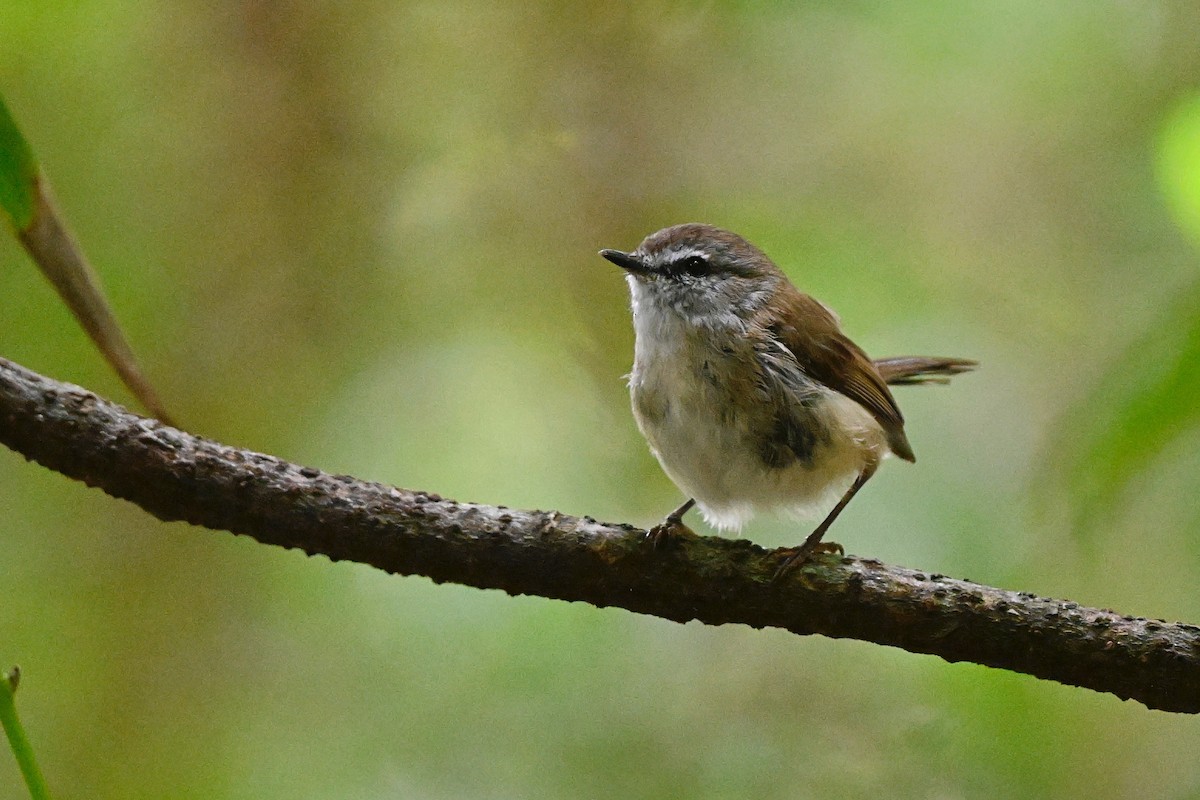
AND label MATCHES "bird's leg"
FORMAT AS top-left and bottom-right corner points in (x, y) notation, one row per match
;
(646, 498), (696, 548)
(773, 458), (880, 580)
